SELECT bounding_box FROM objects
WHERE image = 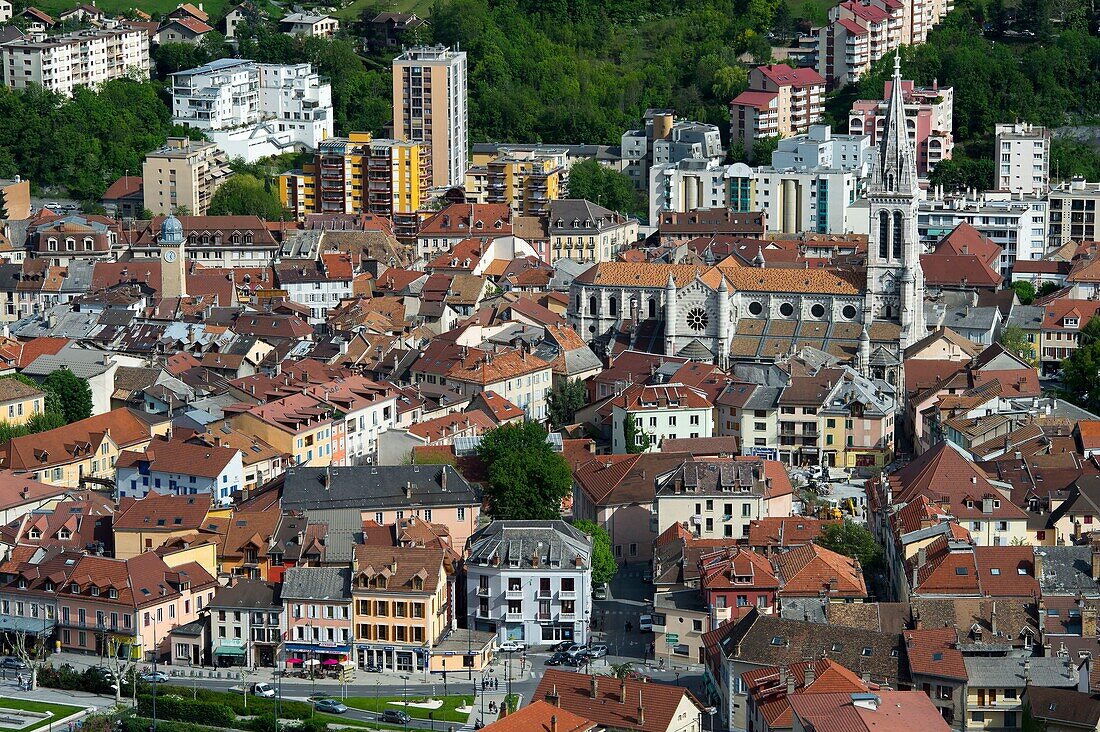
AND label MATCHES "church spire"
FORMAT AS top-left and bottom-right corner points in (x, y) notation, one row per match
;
(872, 52), (917, 196)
